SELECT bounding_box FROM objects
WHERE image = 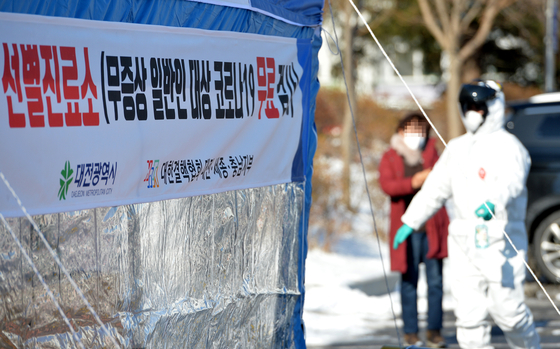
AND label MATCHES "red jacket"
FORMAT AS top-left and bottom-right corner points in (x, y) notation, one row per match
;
(378, 137), (449, 274)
